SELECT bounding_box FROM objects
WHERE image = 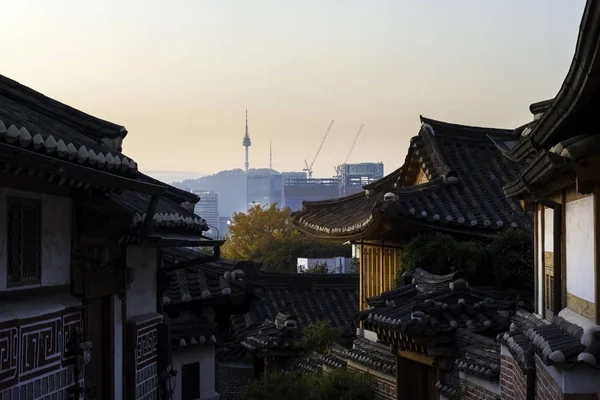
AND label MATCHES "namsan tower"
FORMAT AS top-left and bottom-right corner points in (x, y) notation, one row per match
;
(242, 109), (251, 173)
